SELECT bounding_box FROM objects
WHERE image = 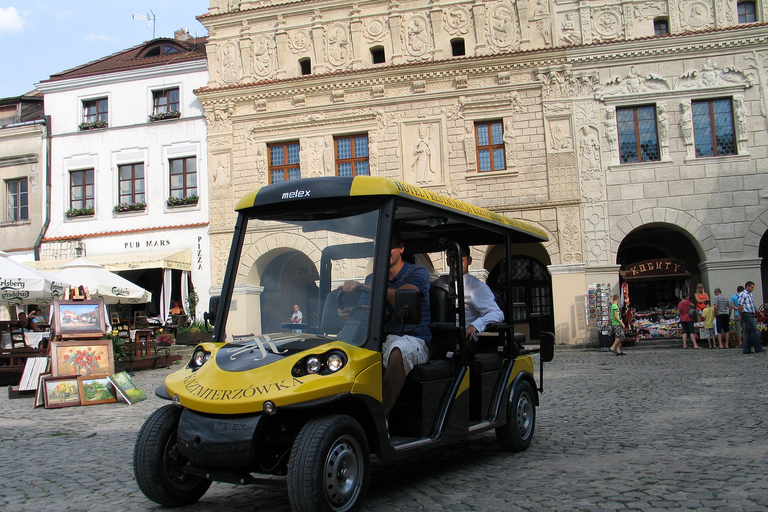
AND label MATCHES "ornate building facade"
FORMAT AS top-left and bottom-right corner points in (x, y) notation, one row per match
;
(195, 0), (768, 343)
